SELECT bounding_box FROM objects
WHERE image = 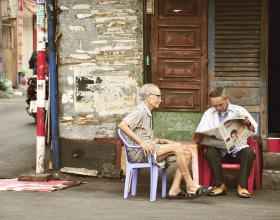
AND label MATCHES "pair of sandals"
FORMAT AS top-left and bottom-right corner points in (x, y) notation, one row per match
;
(208, 187), (251, 198)
(166, 185), (216, 200)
